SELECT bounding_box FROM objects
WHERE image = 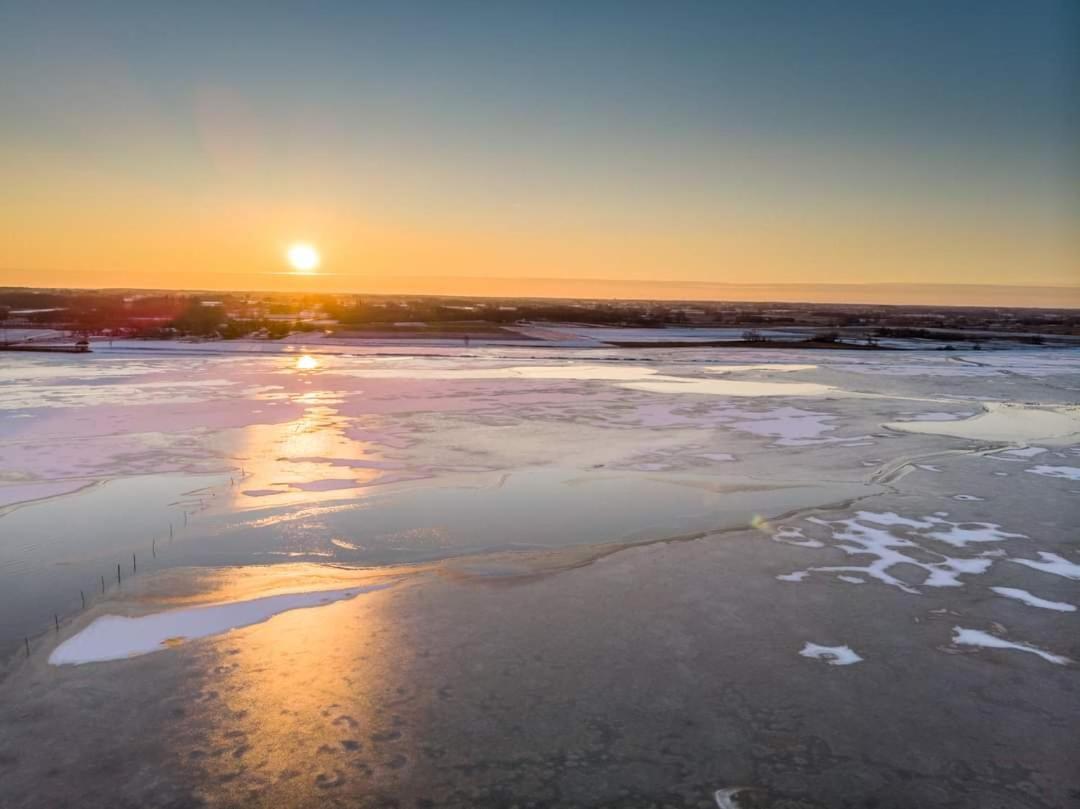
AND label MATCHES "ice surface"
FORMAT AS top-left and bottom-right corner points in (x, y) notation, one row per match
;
(705, 364), (817, 374)
(998, 446), (1048, 458)
(3, 346), (1079, 657)
(951, 627), (1071, 665)
(619, 378), (835, 397)
(906, 412), (973, 422)
(799, 643), (863, 665)
(0, 479), (92, 508)
(727, 407), (835, 444)
(49, 584), (392, 665)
